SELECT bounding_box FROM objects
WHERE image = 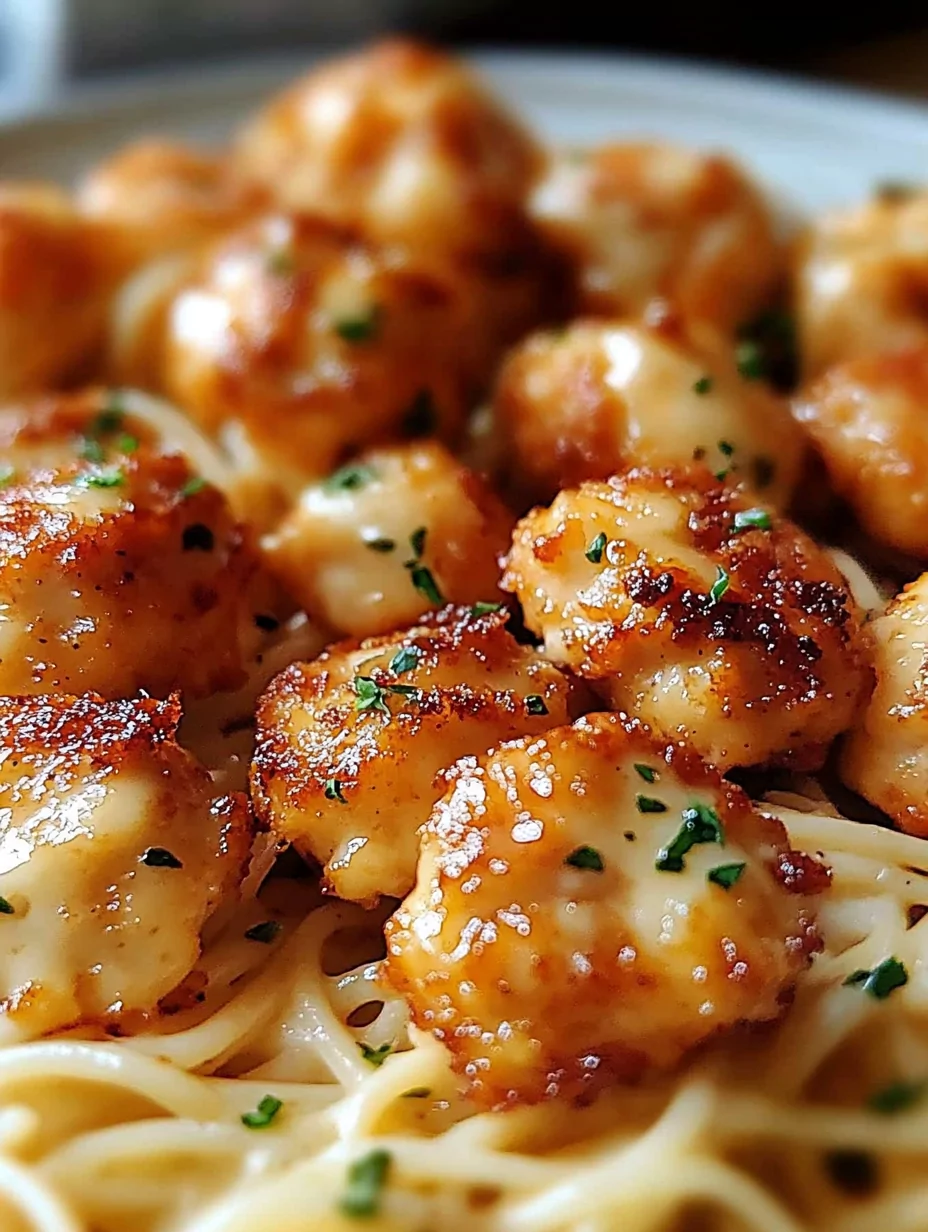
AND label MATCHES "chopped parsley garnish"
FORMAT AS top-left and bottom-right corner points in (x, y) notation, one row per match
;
(634, 764), (657, 783)
(402, 389), (437, 437)
(707, 862), (746, 889)
(471, 601), (503, 617)
(404, 527), (444, 606)
(359, 1042), (393, 1067)
(636, 795), (667, 814)
(585, 531), (607, 563)
(353, 675), (420, 717)
(244, 920), (282, 944)
(693, 375), (713, 395)
(182, 522), (215, 552)
(868, 1079), (926, 1115)
(335, 306), (381, 343)
(141, 847), (182, 869)
(180, 476), (206, 499)
(733, 508), (772, 534)
(656, 803), (725, 873)
(564, 846), (604, 872)
(241, 1094), (283, 1129)
(0, 897), (14, 915)
(843, 957), (908, 1000)
(409, 526), (427, 559)
(93, 397), (125, 435)
(340, 1149), (392, 1218)
(736, 339), (765, 380)
(402, 1087), (431, 1099)
(324, 778), (348, 804)
(118, 433), (139, 454)
(718, 440), (735, 457)
(525, 695), (548, 715)
(364, 536), (395, 553)
(82, 470), (124, 489)
(325, 463), (375, 492)
(389, 646), (420, 675)
(736, 310), (797, 390)
(0, 466), (14, 488)
(709, 566), (730, 604)
(81, 437), (105, 463)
